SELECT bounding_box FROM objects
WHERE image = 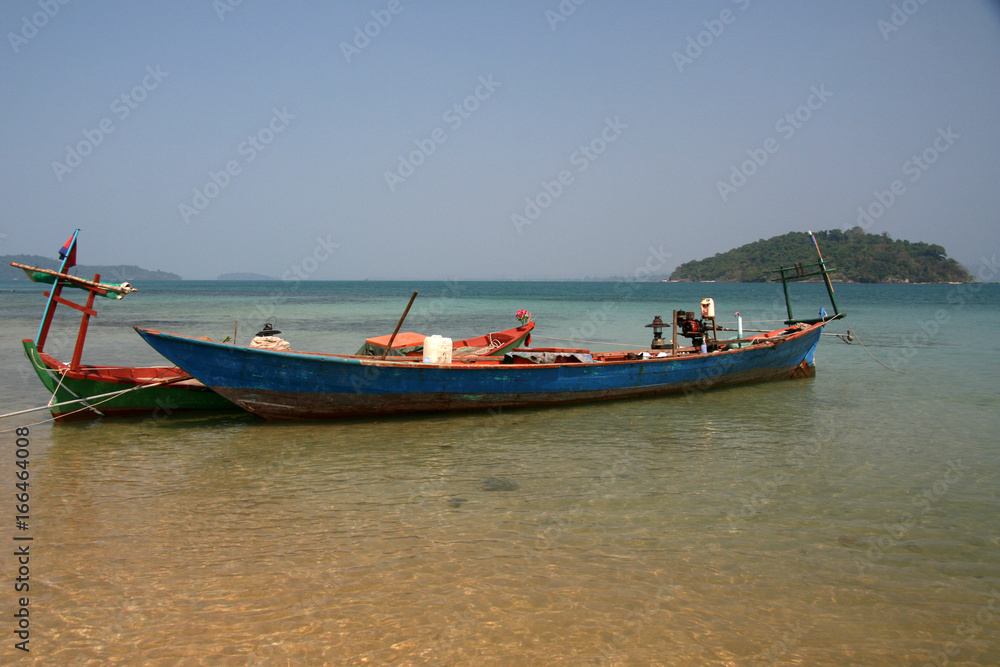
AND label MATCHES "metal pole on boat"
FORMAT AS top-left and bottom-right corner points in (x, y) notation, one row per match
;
(779, 266), (794, 322)
(671, 310), (678, 352)
(809, 230), (840, 318)
(379, 291), (419, 361)
(35, 229), (79, 349)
